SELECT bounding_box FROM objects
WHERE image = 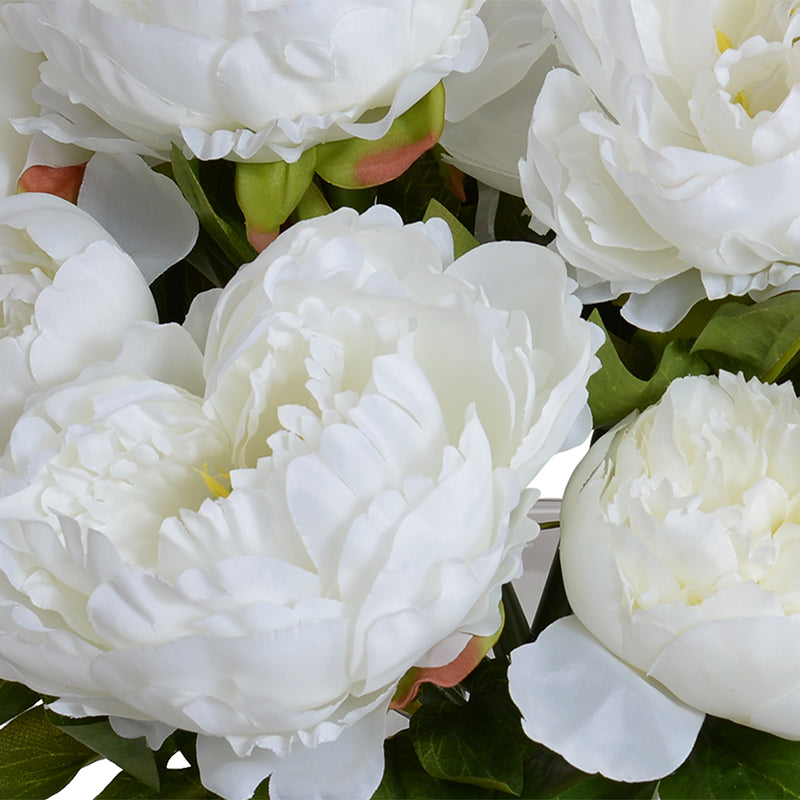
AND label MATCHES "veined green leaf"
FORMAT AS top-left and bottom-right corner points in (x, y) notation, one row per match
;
(410, 660), (527, 796)
(691, 292), (800, 383)
(0, 706), (97, 799)
(375, 730), (489, 800)
(659, 717), (800, 799)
